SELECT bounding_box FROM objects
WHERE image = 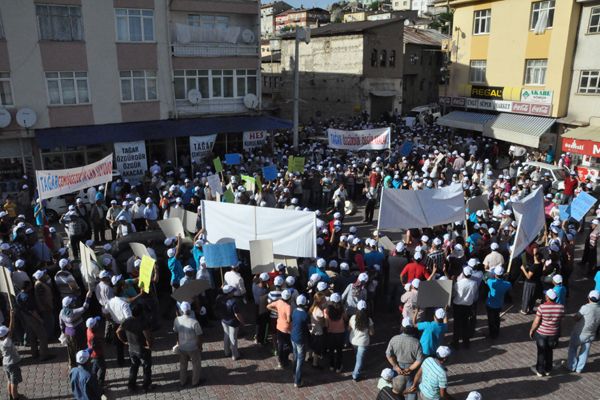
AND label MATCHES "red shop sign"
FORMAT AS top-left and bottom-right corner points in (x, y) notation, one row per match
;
(561, 137), (600, 157)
